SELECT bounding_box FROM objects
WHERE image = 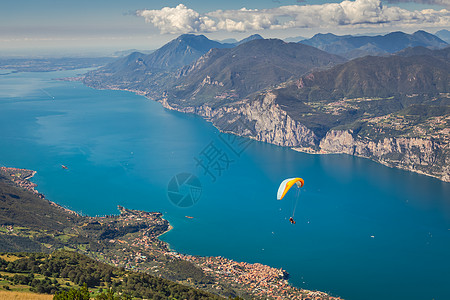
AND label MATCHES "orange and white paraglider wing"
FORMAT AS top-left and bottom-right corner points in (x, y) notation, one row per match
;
(277, 178), (304, 200)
